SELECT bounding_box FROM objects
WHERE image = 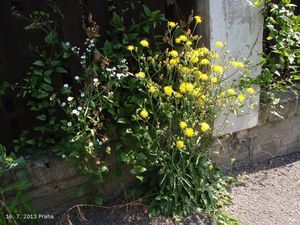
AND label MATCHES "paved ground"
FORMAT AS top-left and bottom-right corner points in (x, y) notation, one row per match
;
(227, 152), (300, 225)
